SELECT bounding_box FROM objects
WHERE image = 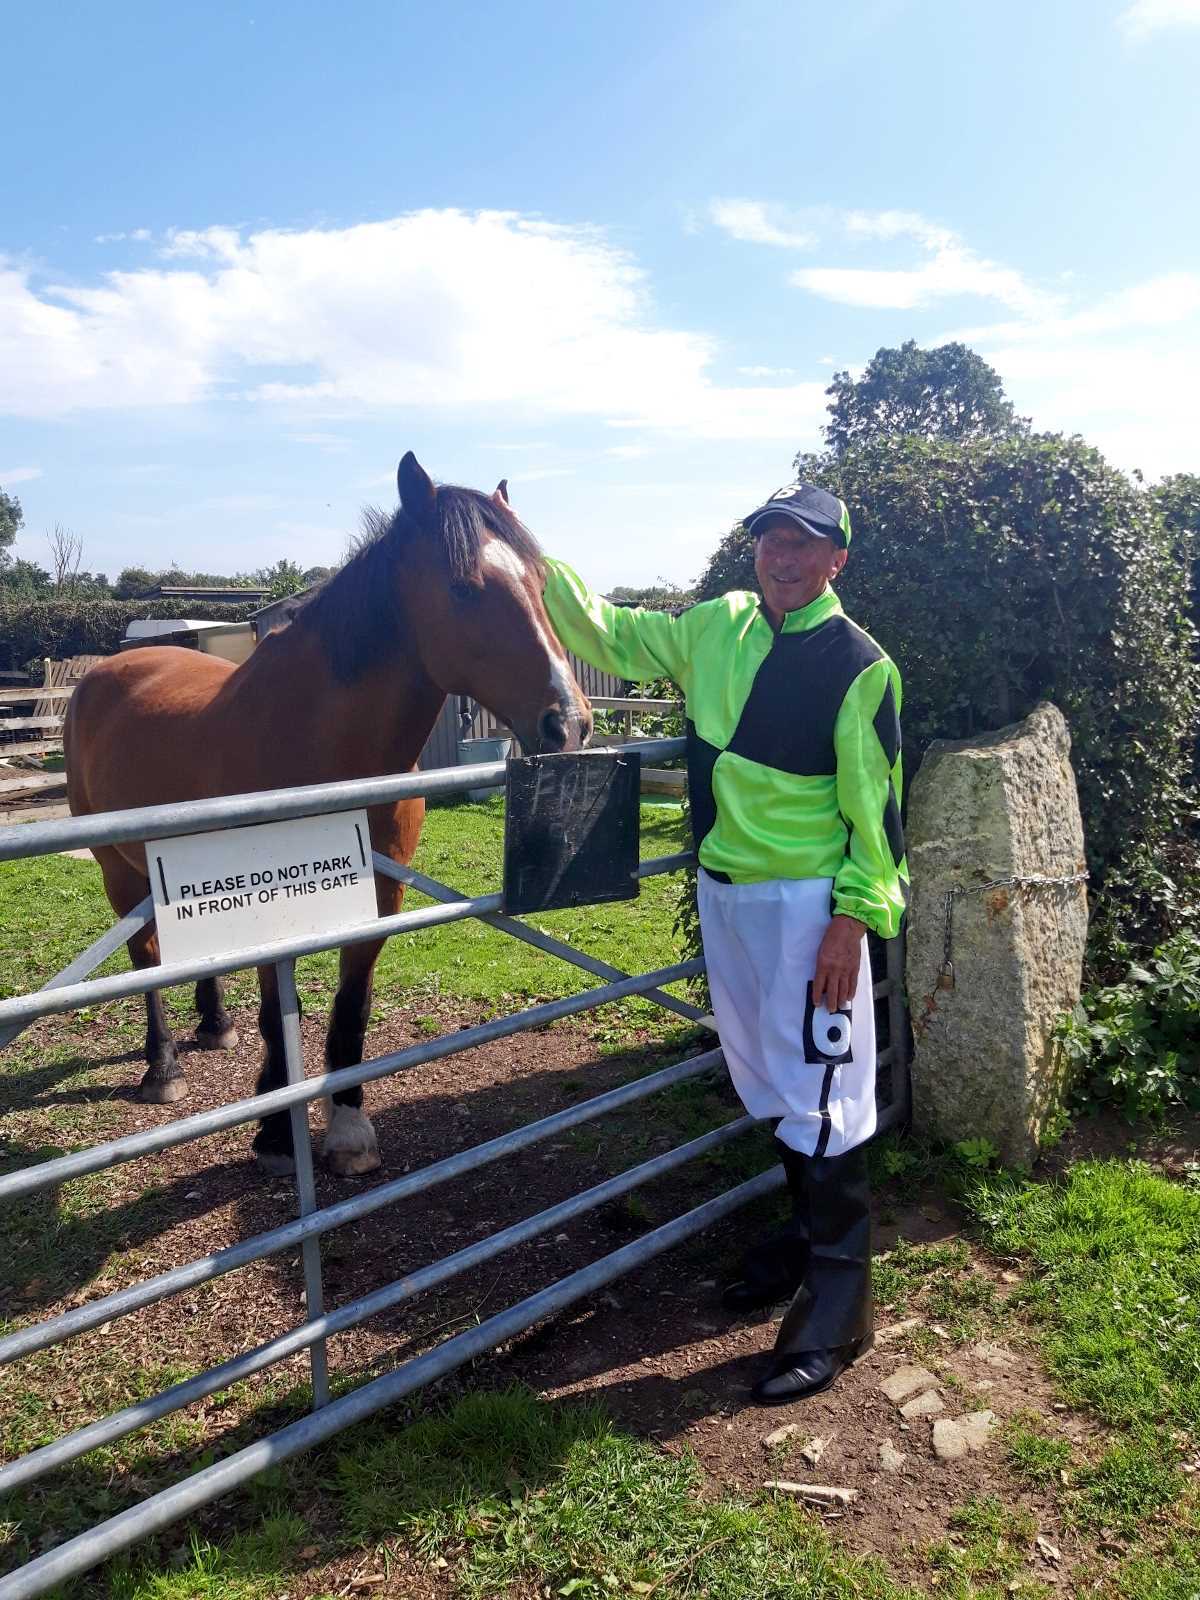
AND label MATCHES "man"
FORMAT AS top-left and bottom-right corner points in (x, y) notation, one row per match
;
(541, 480), (907, 1405)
